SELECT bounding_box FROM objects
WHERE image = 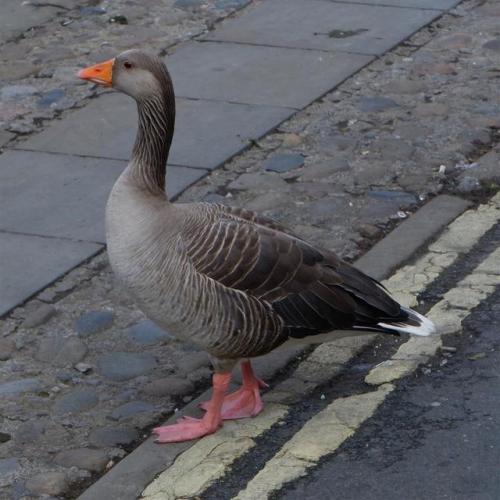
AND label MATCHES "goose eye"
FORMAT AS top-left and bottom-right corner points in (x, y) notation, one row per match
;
(124, 61), (133, 69)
